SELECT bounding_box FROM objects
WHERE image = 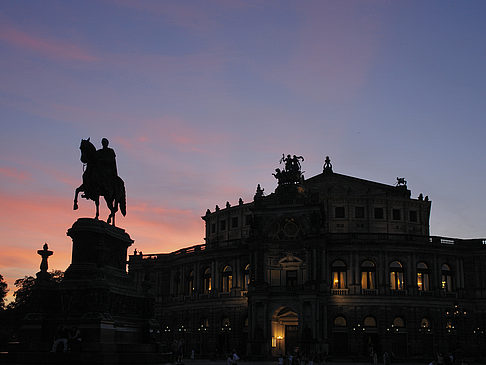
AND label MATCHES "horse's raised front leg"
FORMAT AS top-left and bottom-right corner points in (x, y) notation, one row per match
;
(73, 185), (83, 210)
(94, 197), (99, 220)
